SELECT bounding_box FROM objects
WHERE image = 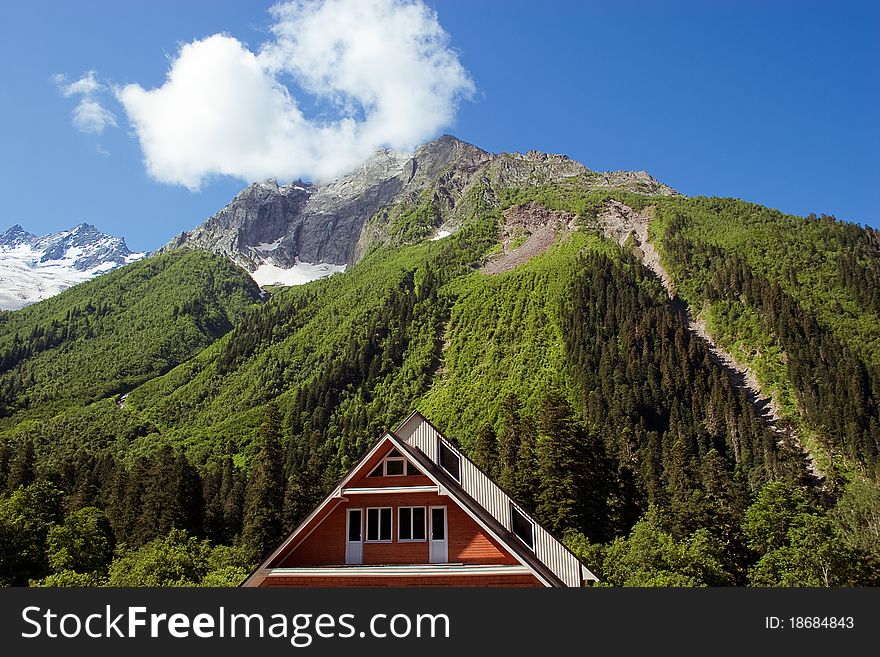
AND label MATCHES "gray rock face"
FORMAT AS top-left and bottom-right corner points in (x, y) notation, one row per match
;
(160, 149), (416, 271)
(163, 181), (314, 271)
(162, 135), (678, 275)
